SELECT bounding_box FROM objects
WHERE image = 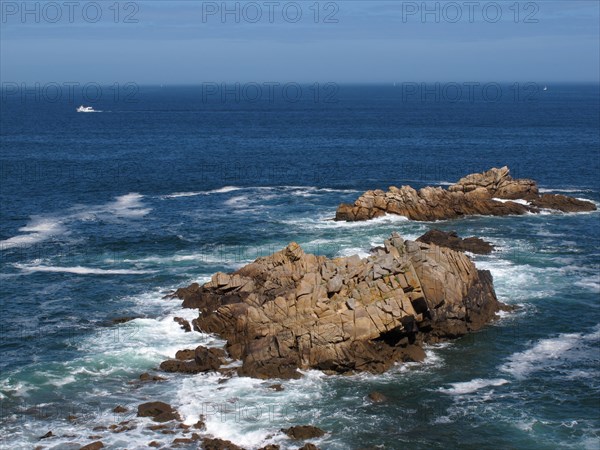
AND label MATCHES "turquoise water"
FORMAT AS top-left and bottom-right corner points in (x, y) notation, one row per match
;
(0, 85), (598, 449)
